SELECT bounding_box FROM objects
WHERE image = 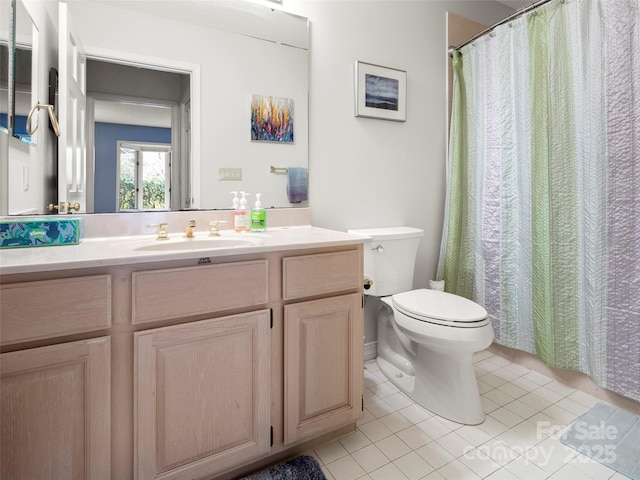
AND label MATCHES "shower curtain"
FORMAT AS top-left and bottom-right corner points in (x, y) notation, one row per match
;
(439, 0), (640, 402)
